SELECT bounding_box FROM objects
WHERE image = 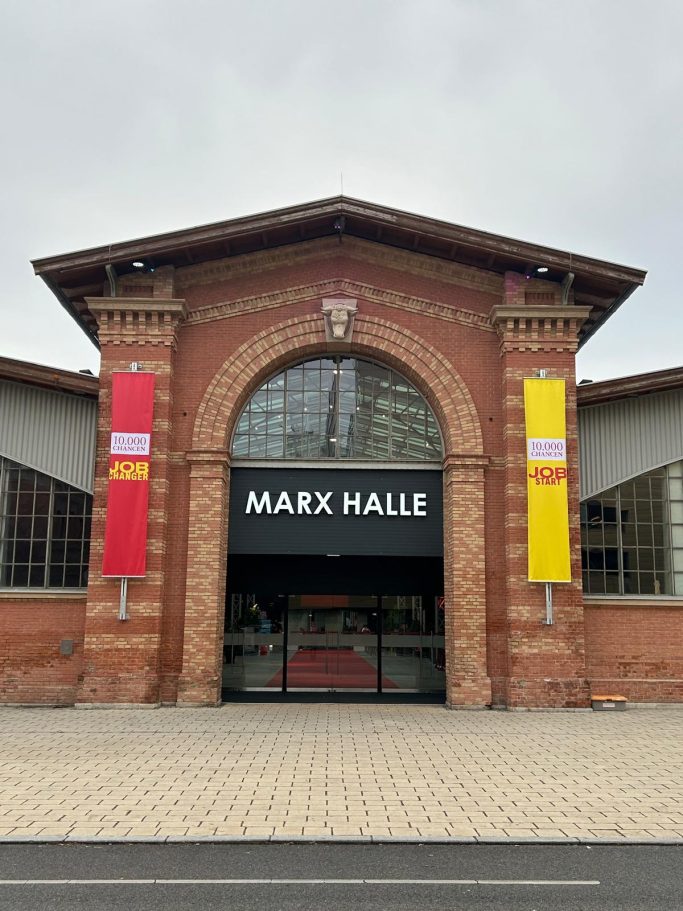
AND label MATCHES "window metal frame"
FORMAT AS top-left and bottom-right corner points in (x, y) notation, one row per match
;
(0, 456), (92, 591)
(580, 461), (682, 597)
(230, 355), (444, 462)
